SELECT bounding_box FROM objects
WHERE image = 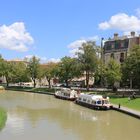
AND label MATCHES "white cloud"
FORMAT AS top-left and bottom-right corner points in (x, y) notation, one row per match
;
(123, 31), (139, 36)
(99, 13), (140, 31)
(0, 22), (34, 52)
(67, 36), (99, 57)
(48, 58), (60, 63)
(24, 55), (60, 63)
(67, 39), (86, 49)
(136, 8), (140, 18)
(67, 39), (86, 57)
